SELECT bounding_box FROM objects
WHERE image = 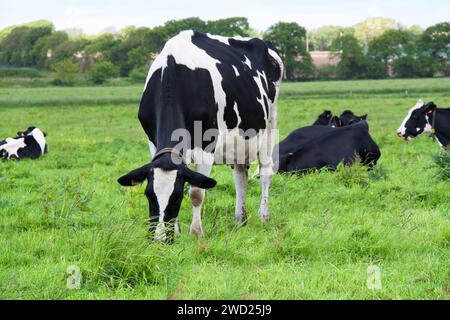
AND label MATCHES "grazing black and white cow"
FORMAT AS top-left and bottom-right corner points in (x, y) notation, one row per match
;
(339, 110), (367, 126)
(275, 121), (380, 174)
(313, 110), (342, 127)
(397, 100), (450, 148)
(0, 126), (47, 160)
(117, 31), (283, 241)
